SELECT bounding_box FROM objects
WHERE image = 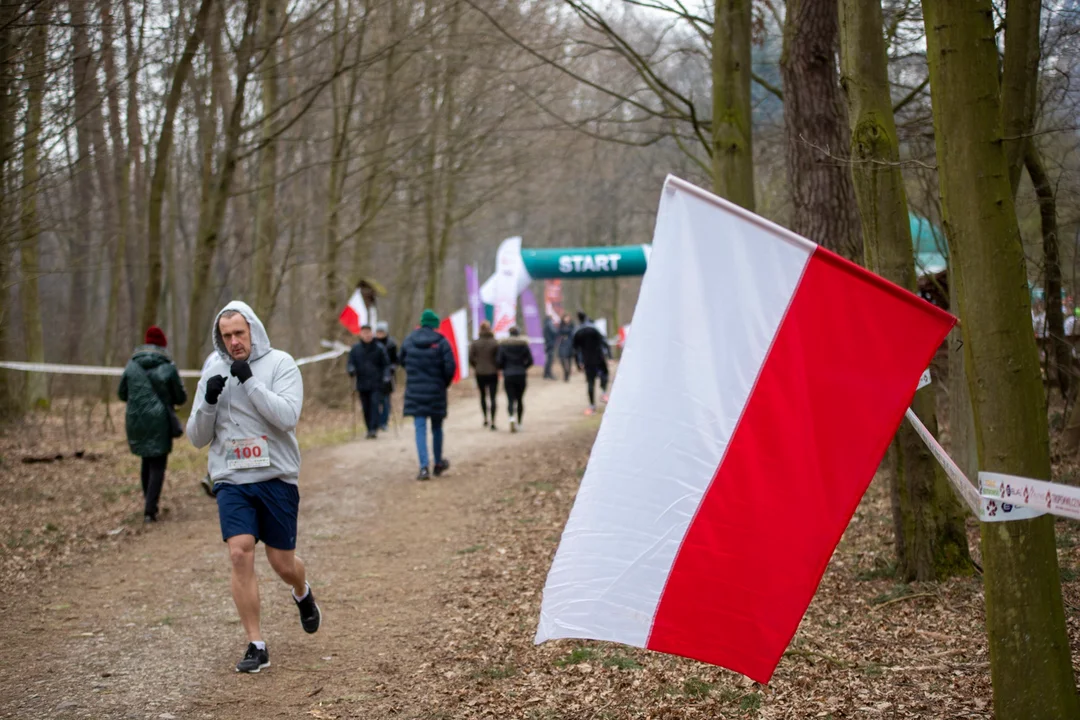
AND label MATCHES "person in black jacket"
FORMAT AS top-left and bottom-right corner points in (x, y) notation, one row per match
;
(400, 309), (457, 480)
(347, 324), (390, 439)
(572, 311), (611, 415)
(556, 314), (575, 381)
(374, 321), (399, 431)
(497, 326), (534, 432)
(542, 316), (557, 380)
